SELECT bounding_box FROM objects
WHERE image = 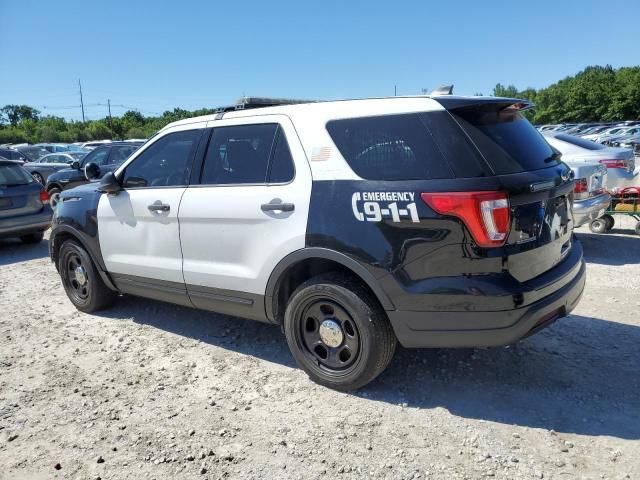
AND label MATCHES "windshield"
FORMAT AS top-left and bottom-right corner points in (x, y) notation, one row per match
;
(68, 152), (87, 160)
(0, 163), (36, 186)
